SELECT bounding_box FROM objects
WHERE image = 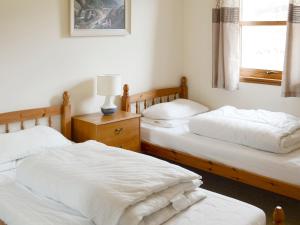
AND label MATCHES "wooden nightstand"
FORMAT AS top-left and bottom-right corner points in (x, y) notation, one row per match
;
(72, 111), (141, 152)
